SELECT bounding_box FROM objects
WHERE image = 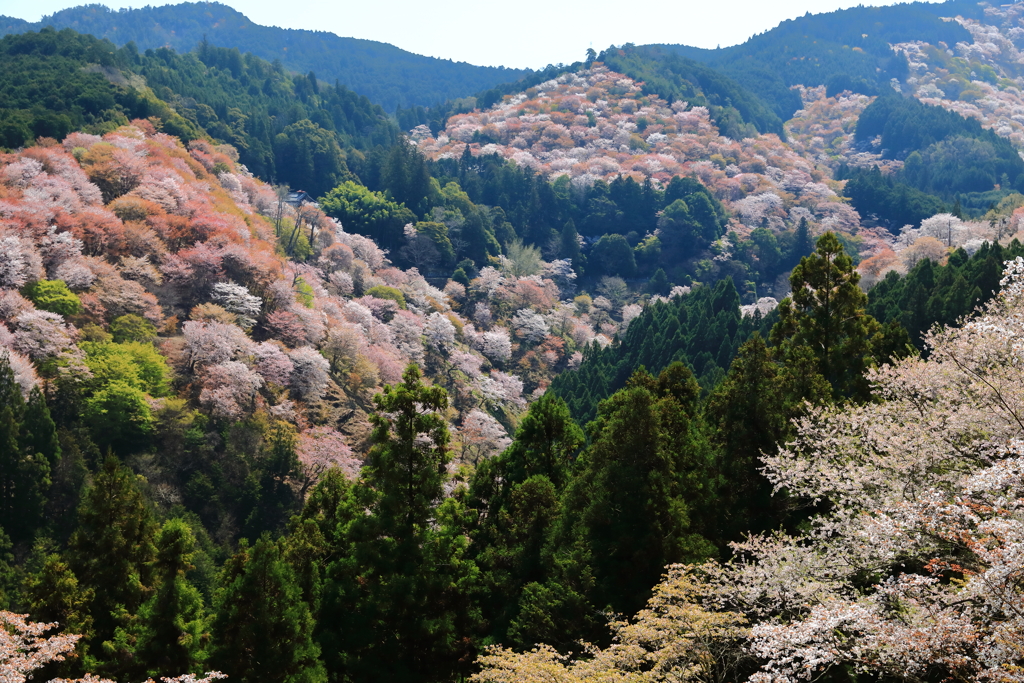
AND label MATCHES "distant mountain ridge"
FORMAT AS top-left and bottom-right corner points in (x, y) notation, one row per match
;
(0, 2), (530, 112)
(645, 0), (984, 120)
